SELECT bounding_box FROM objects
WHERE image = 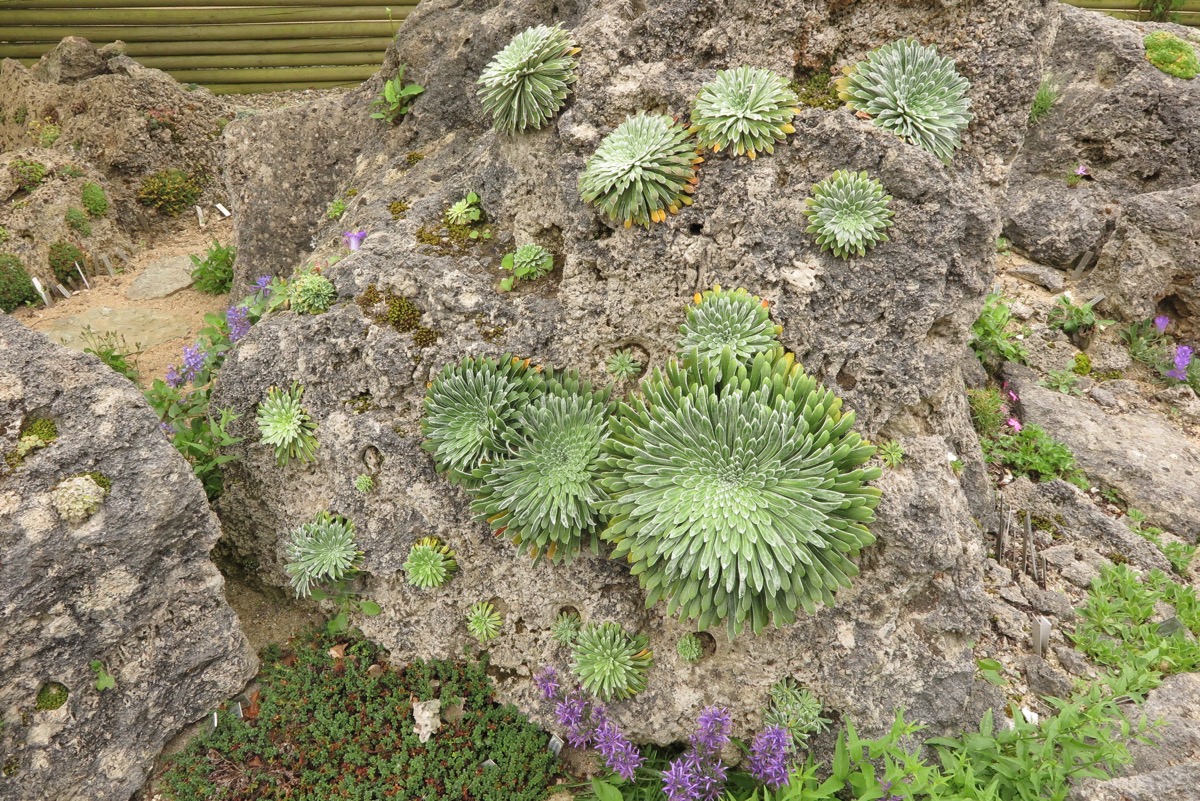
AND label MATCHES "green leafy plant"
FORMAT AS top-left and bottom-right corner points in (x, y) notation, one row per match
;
(326, 197), (347, 220)
(1047, 295), (1115, 337)
(287, 268), (336, 314)
(189, 240), (236, 295)
(803, 170), (894, 259)
(983, 423), (1084, 485)
(0, 253), (38, 312)
(80, 327), (141, 382)
(676, 632), (702, 663)
(764, 679), (830, 748)
(90, 660), (115, 691)
(1125, 509), (1195, 576)
(158, 631), (554, 801)
(1144, 31), (1199, 79)
(353, 473), (374, 493)
(370, 64), (425, 123)
(81, 182), (109, 216)
(1041, 368), (1082, 396)
(1028, 74), (1061, 124)
(552, 611), (582, 647)
(678, 285), (780, 365)
(690, 66), (799, 158)
(34, 120), (61, 148)
(9, 158), (47, 191)
(48, 240), (85, 285)
(466, 601), (503, 643)
(404, 536), (458, 589)
(52, 473), (109, 523)
(1139, 0), (1186, 21)
(570, 622), (653, 701)
(878, 439), (904, 468)
(1121, 318), (1171, 369)
(837, 38), (973, 162)
(970, 292), (1028, 366)
(64, 207), (91, 237)
(499, 243), (554, 292)
(477, 24), (578, 134)
(605, 349), (642, 382)
(445, 191), (483, 226)
(472, 382), (613, 563)
(995, 235), (1011, 254)
(578, 112), (700, 228)
(601, 346), (881, 637)
(256, 383), (319, 466)
(421, 353), (544, 487)
(137, 169), (202, 216)
(285, 511), (361, 598)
